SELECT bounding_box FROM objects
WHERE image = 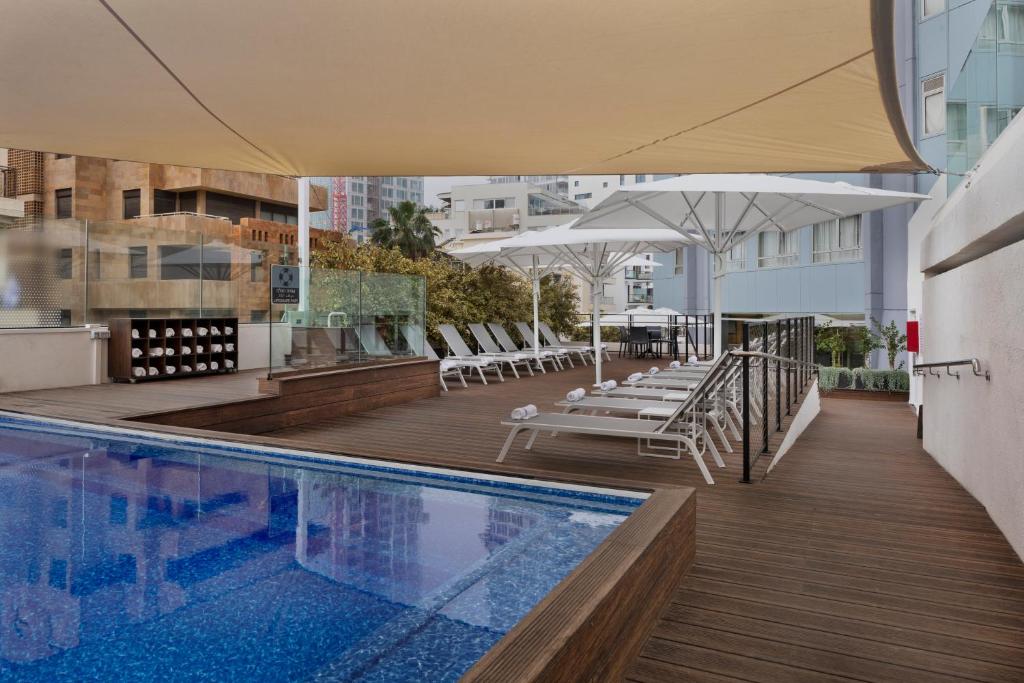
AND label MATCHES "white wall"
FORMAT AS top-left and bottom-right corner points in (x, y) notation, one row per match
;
(0, 327), (108, 392)
(914, 114), (1024, 560)
(921, 239), (1024, 560)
